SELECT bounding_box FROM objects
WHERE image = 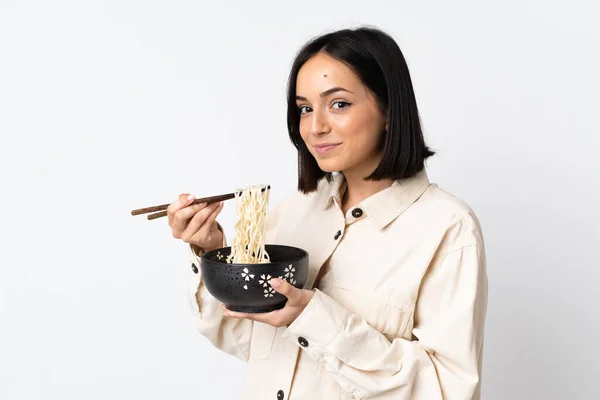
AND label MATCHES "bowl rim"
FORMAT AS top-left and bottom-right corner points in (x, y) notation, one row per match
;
(201, 244), (308, 267)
